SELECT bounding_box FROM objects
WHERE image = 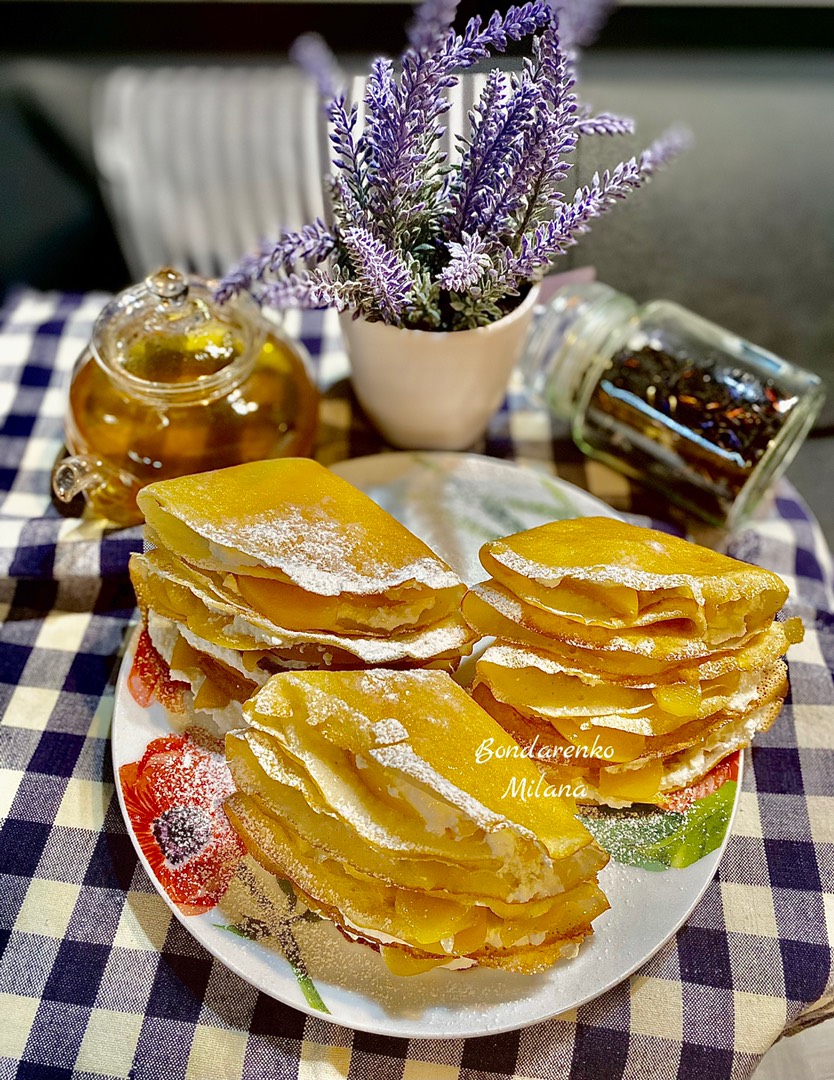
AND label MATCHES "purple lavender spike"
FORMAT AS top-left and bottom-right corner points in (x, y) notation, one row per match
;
(290, 33), (344, 101)
(639, 125), (694, 176)
(221, 0), (689, 330)
(576, 111), (635, 137)
(407, 0), (459, 52)
(215, 250), (262, 304)
(266, 219), (336, 275)
(551, 0), (616, 50)
(450, 78), (543, 238)
(263, 271), (361, 312)
(342, 227), (414, 322)
(439, 233), (493, 291)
